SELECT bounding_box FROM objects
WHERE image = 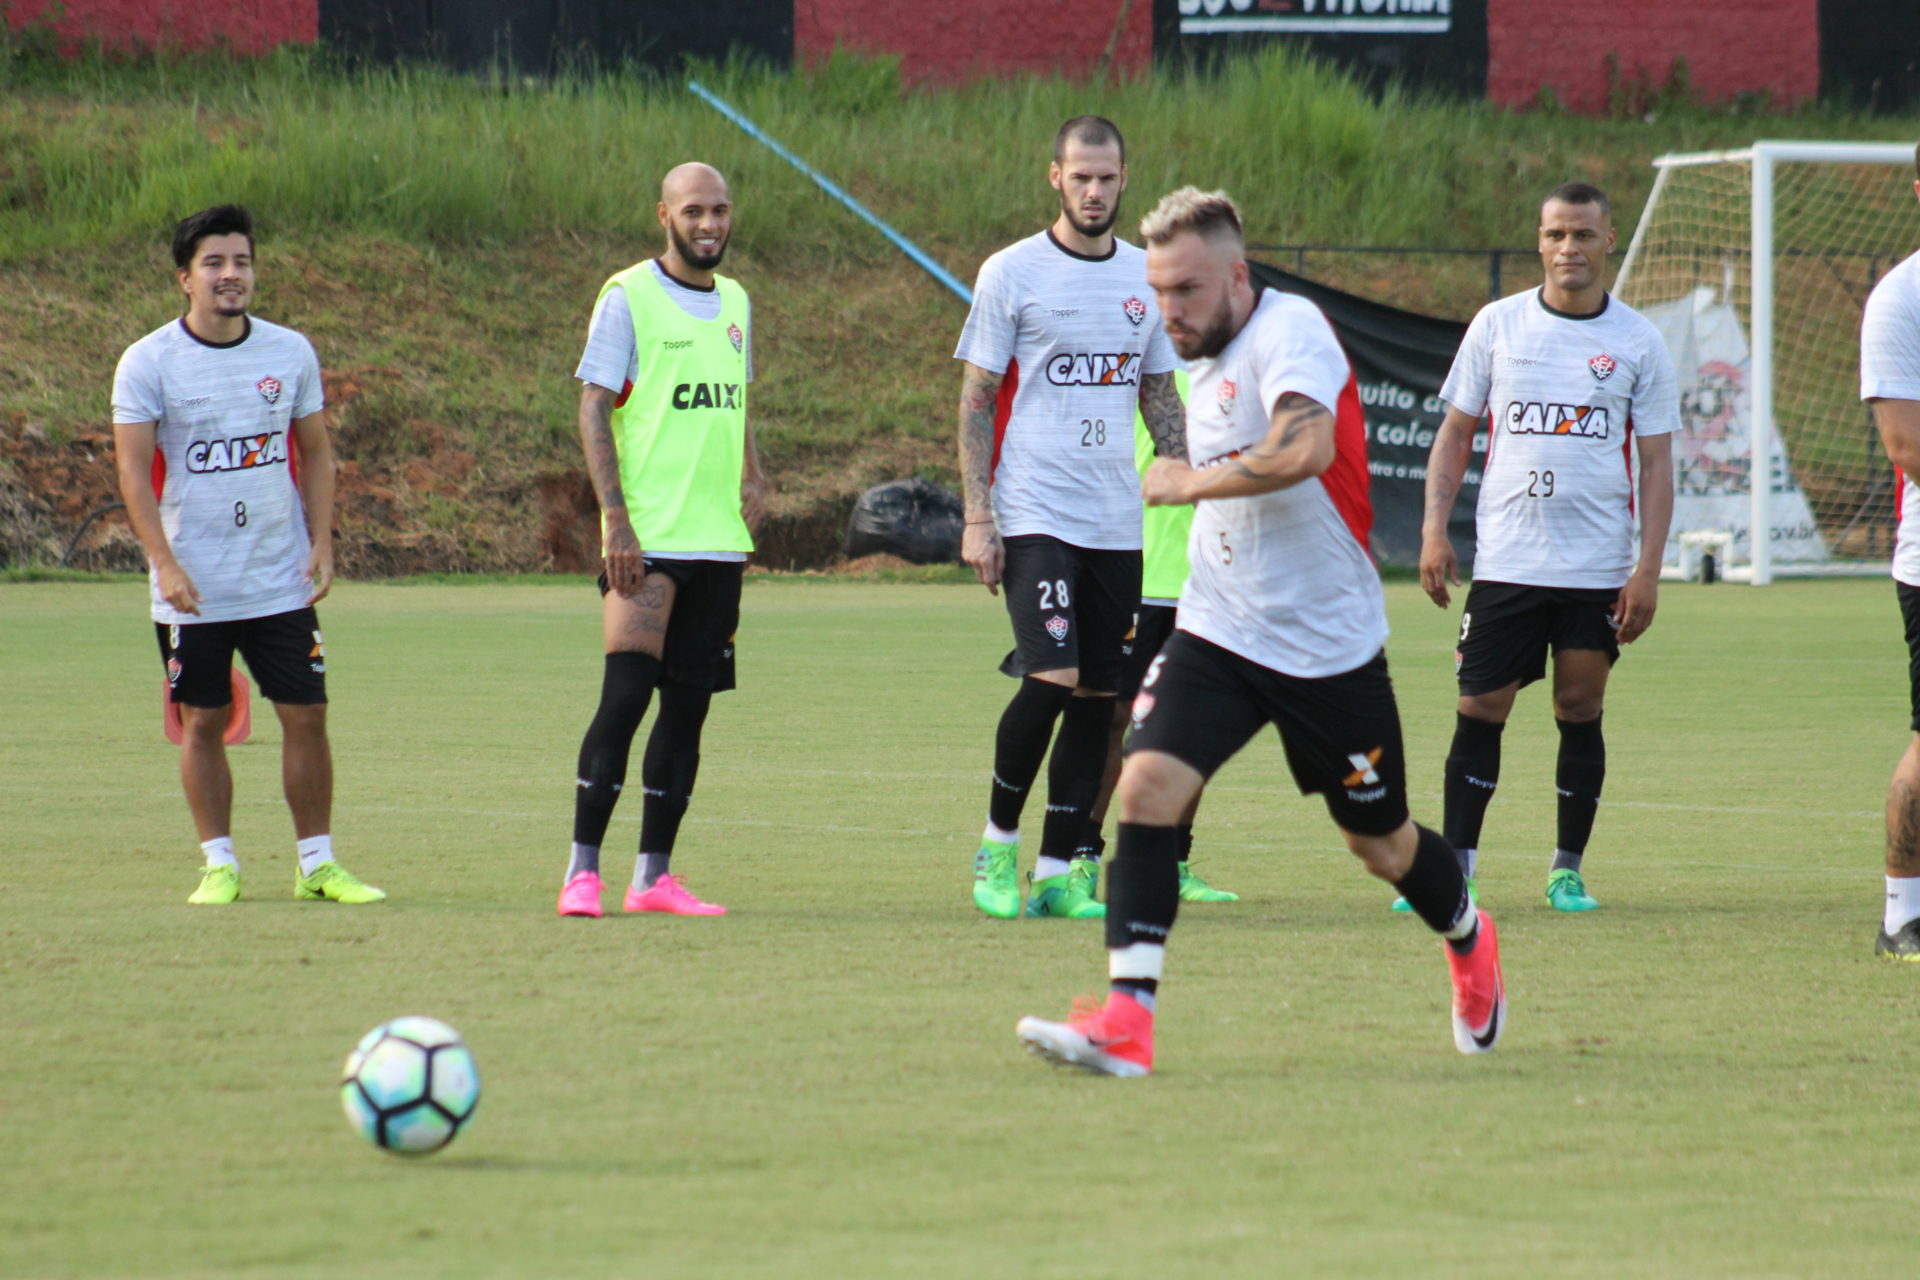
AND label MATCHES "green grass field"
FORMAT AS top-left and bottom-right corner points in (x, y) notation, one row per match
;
(4, 575), (1916, 1278)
